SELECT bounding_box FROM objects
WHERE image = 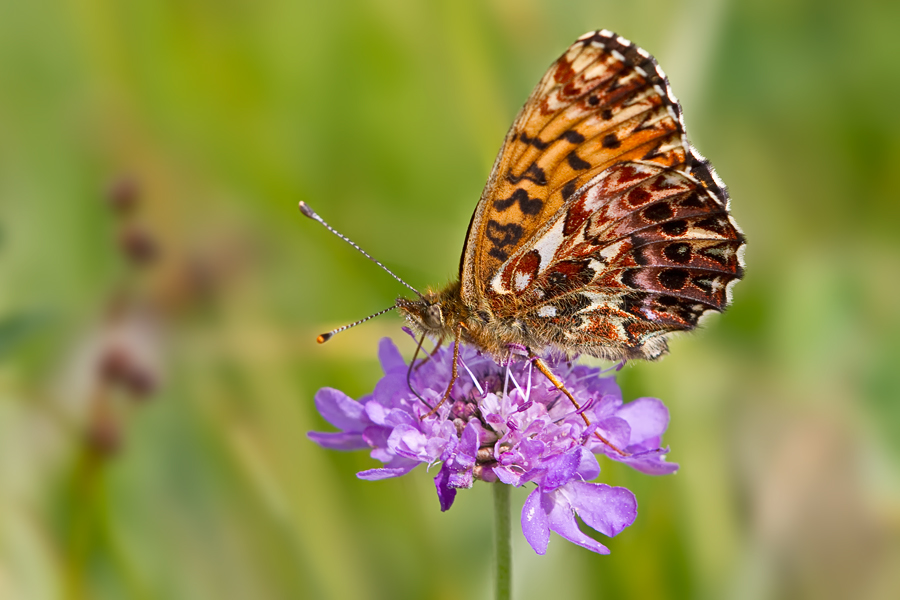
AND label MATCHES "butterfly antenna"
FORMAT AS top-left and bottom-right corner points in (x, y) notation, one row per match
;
(316, 305), (397, 343)
(298, 201), (425, 301)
